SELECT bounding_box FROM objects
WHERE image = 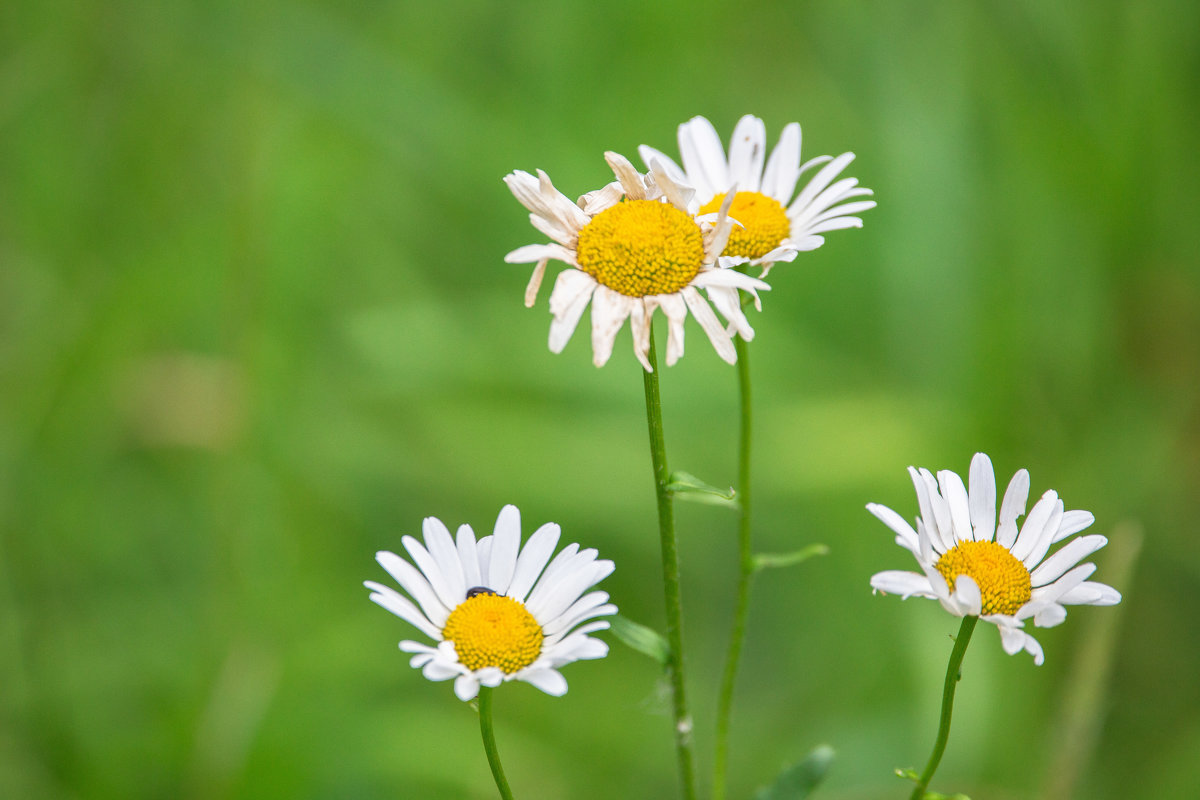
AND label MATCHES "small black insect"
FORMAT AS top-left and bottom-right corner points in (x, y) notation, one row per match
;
(466, 586), (497, 598)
